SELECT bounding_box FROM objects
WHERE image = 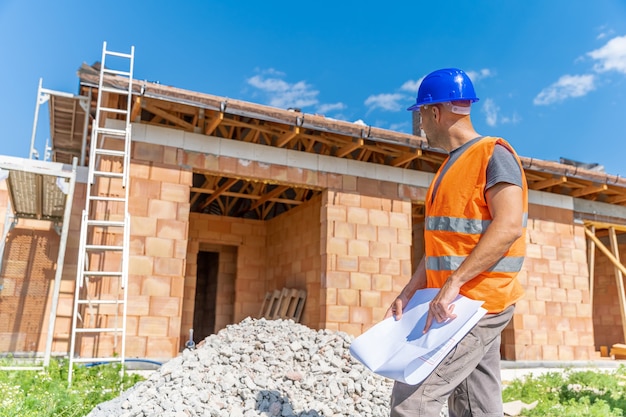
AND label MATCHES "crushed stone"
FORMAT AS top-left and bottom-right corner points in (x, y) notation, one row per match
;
(86, 317), (401, 417)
